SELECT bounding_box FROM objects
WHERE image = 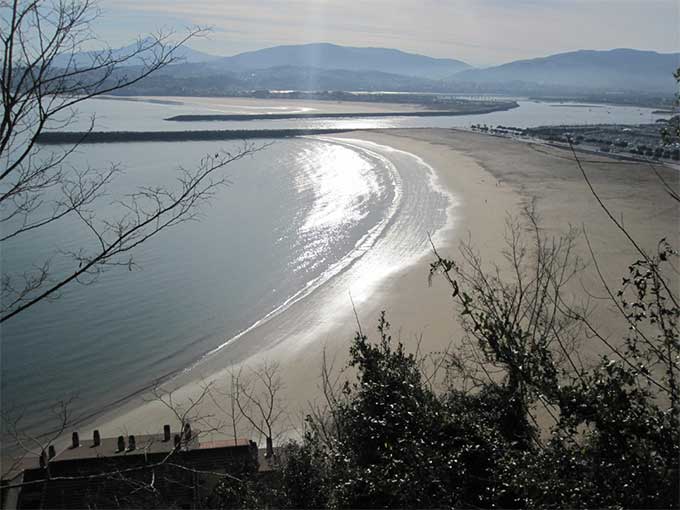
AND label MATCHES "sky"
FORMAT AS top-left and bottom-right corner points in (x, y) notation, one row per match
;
(96, 0), (679, 66)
